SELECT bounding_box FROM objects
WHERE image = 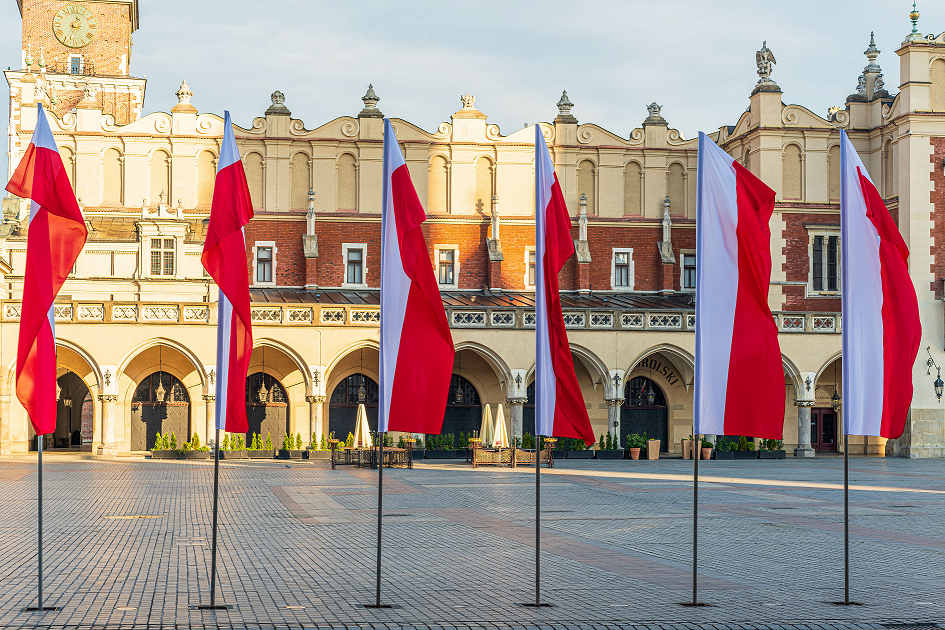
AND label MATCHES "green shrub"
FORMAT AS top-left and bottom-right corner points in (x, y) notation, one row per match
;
(522, 432), (533, 449)
(152, 432), (163, 451)
(702, 438), (713, 449)
(180, 442), (191, 452)
(383, 433), (393, 447)
(296, 433), (303, 450)
(397, 435), (406, 449)
(236, 435), (245, 450)
(627, 433), (646, 449)
(169, 432), (178, 450)
(282, 434), (292, 451)
(310, 433), (317, 449)
(345, 432), (354, 447)
(599, 434), (604, 450)
(458, 431), (468, 449)
(746, 441), (756, 451)
(761, 438), (784, 451)
(446, 433), (455, 450)
(716, 437), (734, 452)
(265, 433), (273, 451)
(221, 435), (230, 451)
(319, 434), (326, 450)
(191, 432), (201, 449)
(737, 436), (749, 451)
